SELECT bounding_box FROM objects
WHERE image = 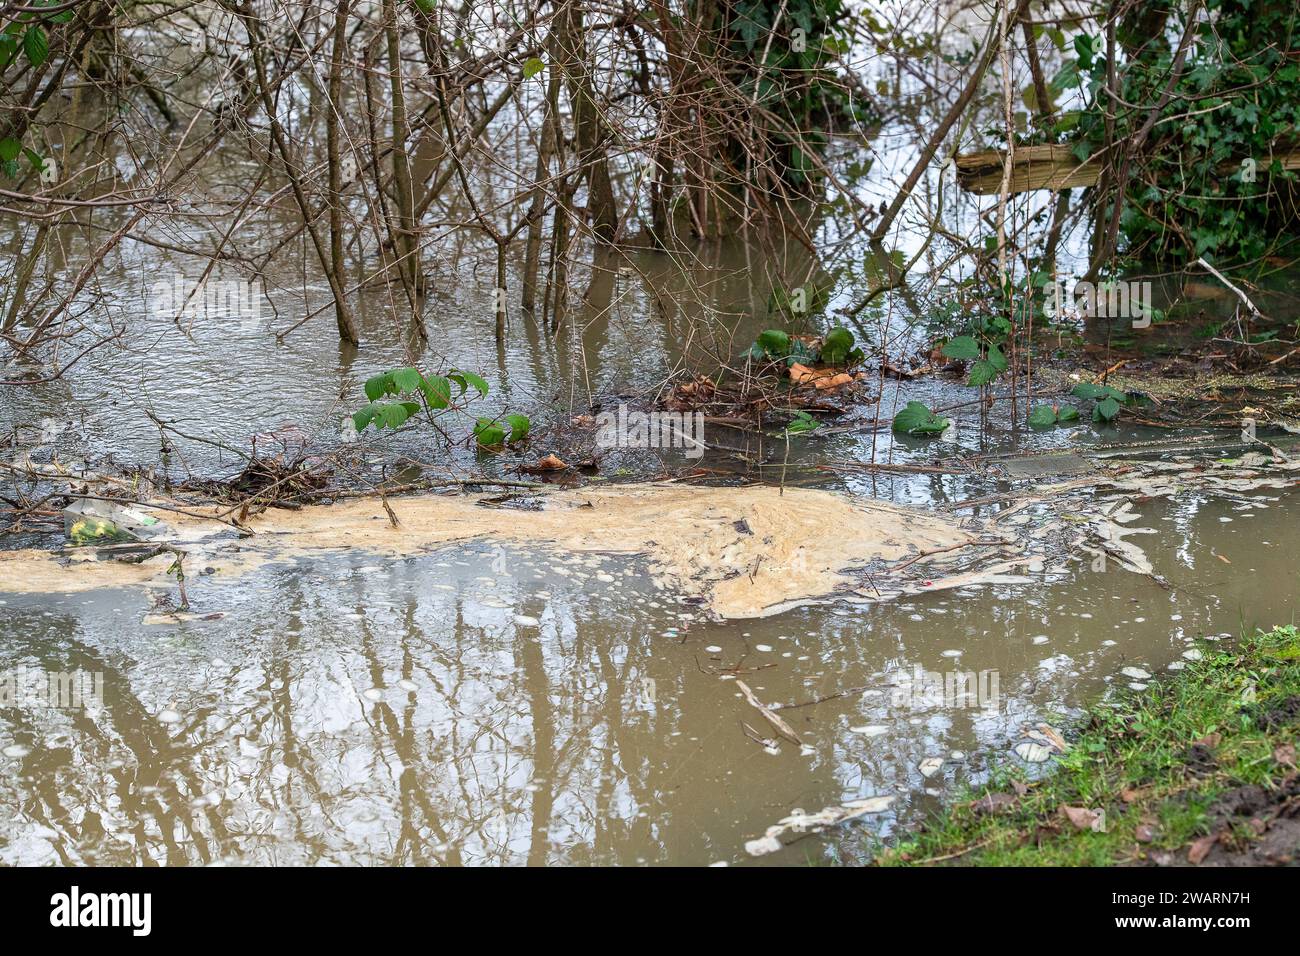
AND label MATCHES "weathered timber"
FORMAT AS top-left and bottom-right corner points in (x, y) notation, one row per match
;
(956, 144), (1300, 195)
